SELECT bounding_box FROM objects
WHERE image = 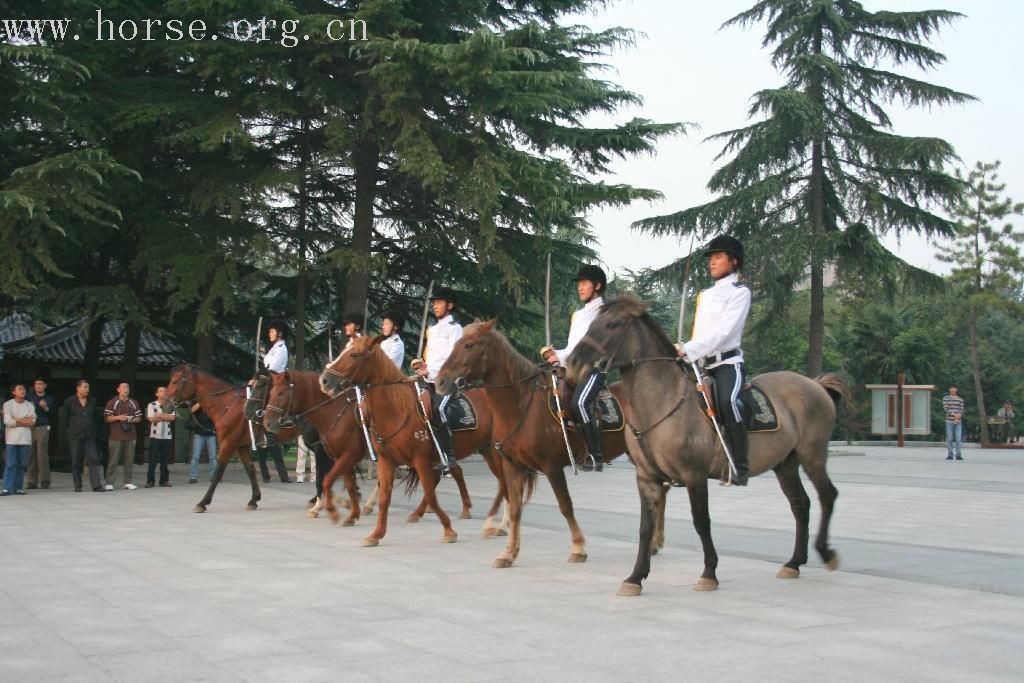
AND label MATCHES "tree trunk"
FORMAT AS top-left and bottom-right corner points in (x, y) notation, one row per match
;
(120, 320), (141, 388)
(294, 115), (311, 369)
(197, 330), (214, 371)
(81, 315), (107, 385)
(968, 304), (989, 444)
(806, 21), (826, 377)
(343, 134), (379, 316)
